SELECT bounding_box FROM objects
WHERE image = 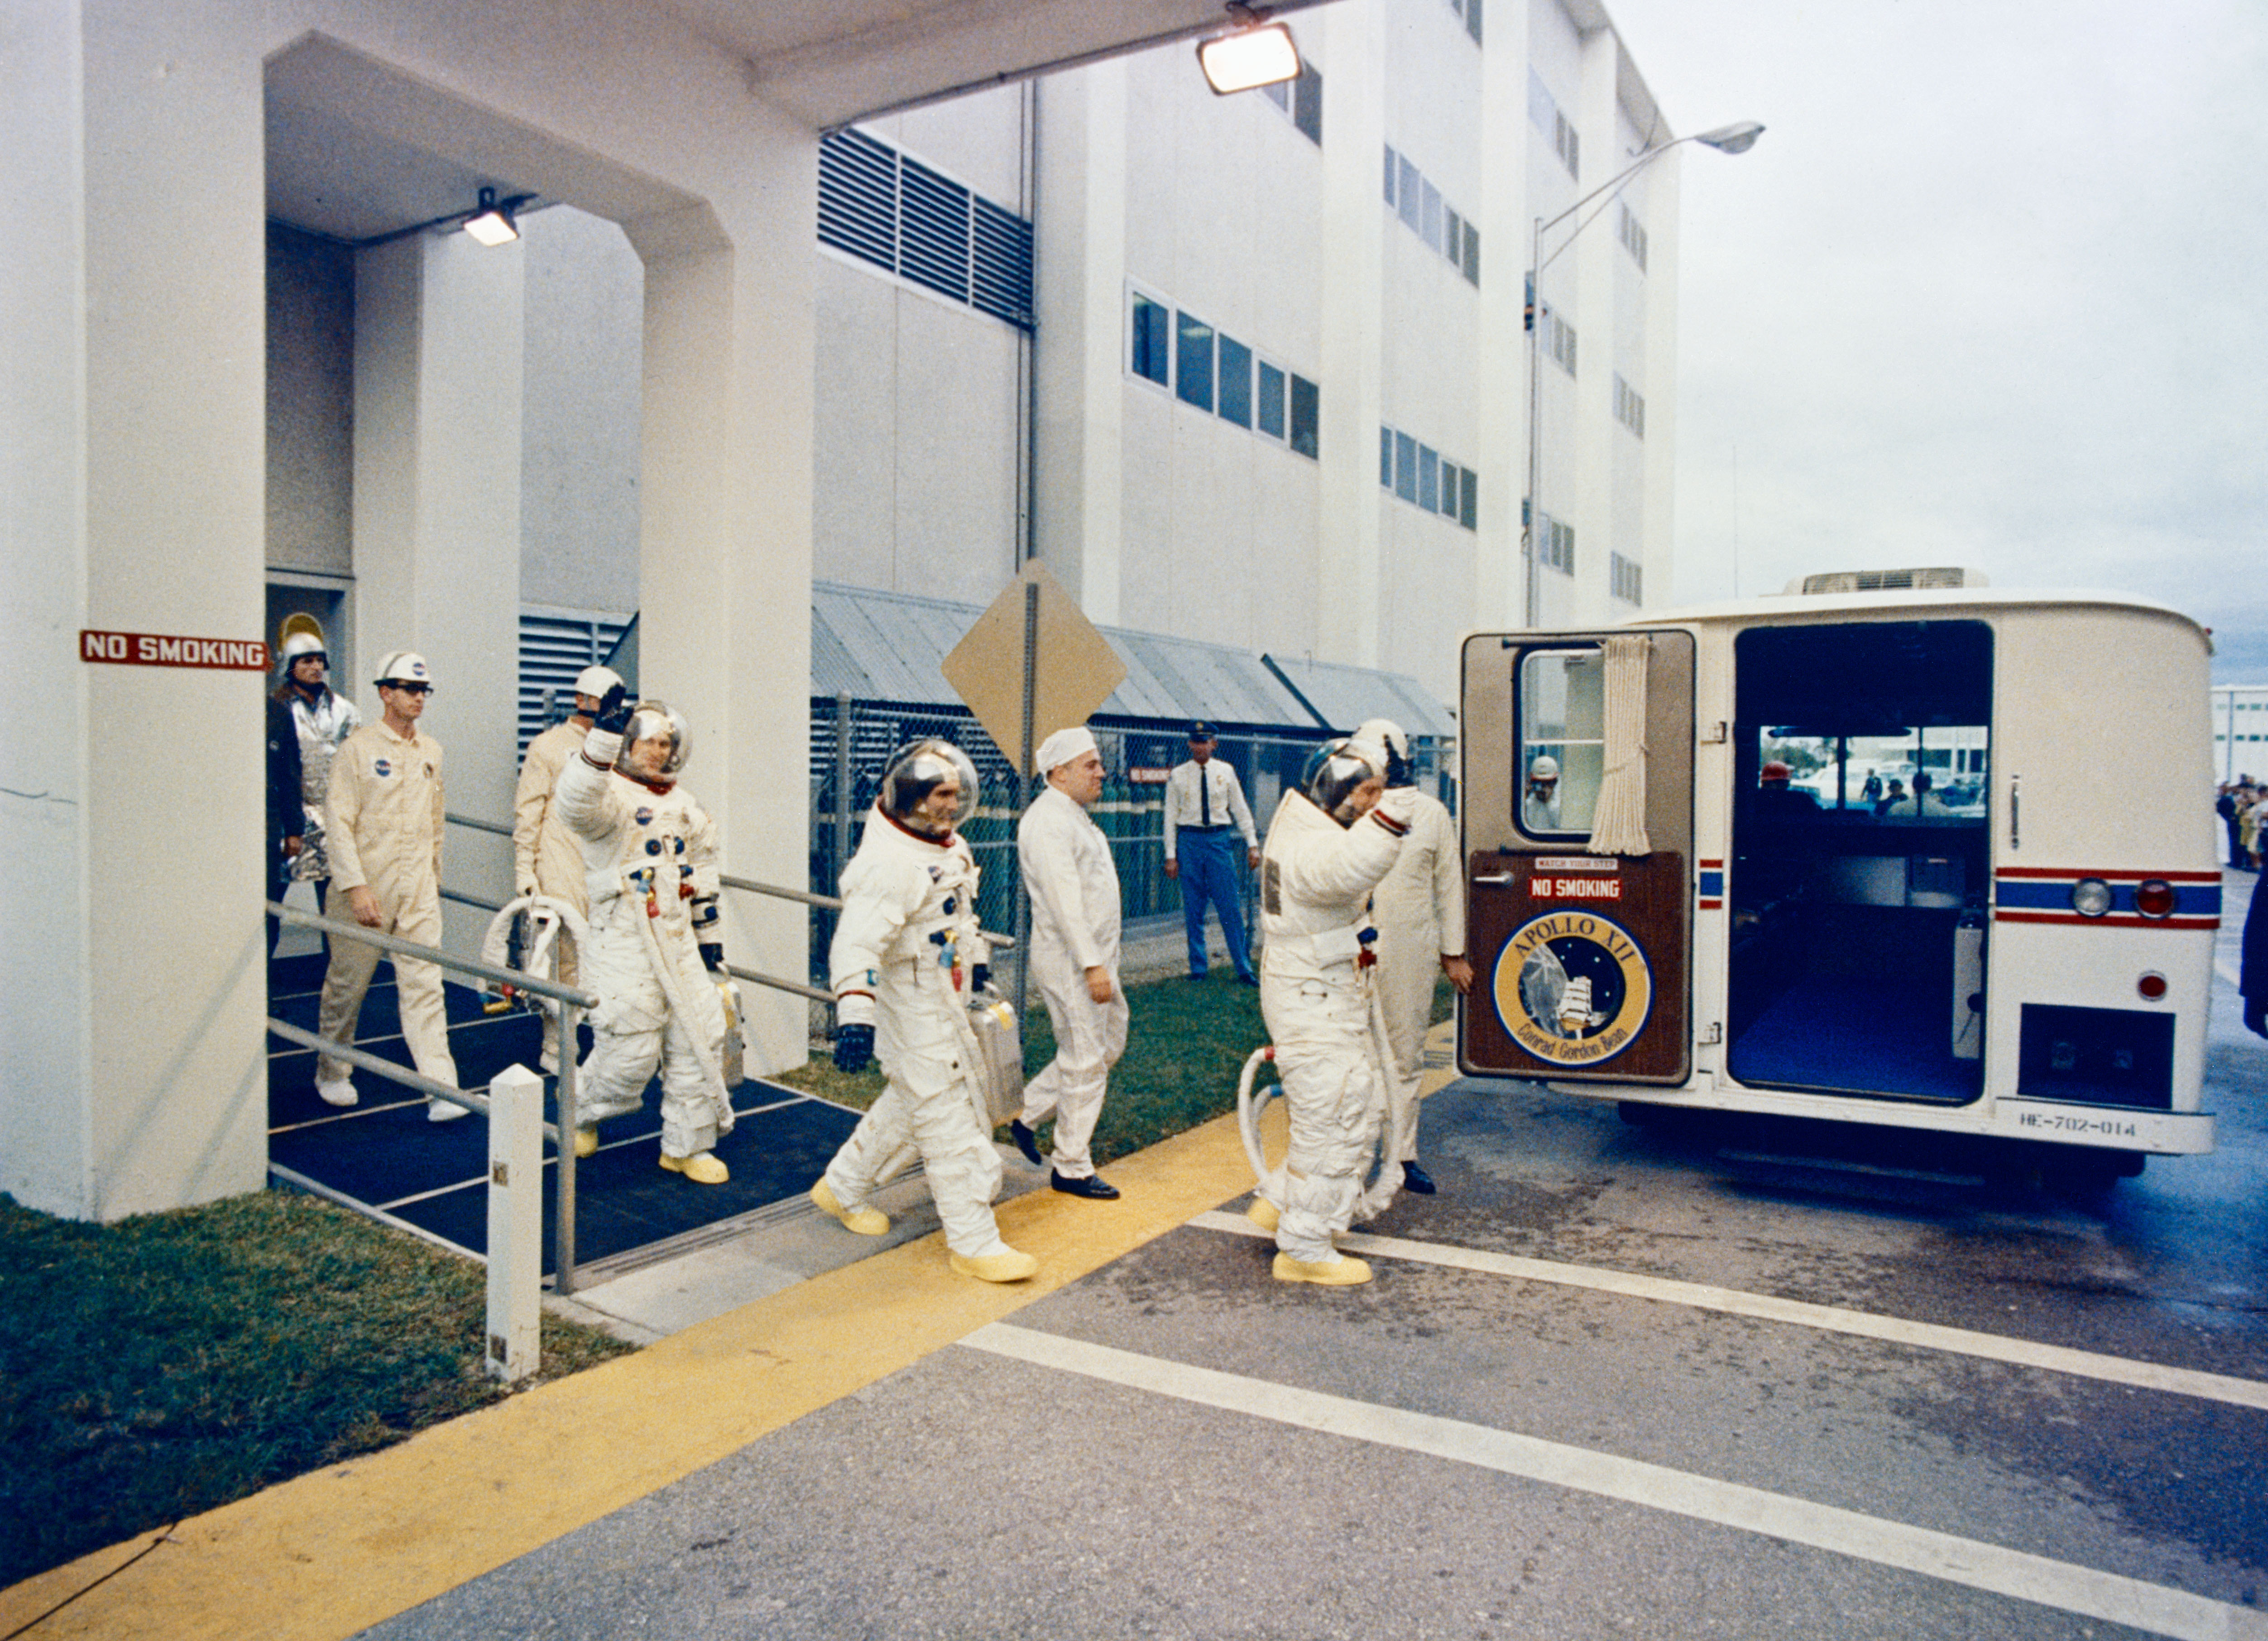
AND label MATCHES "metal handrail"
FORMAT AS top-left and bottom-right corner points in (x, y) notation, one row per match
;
(268, 899), (597, 1294)
(447, 811), (513, 838)
(723, 961), (832, 1006)
(722, 870), (841, 912)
